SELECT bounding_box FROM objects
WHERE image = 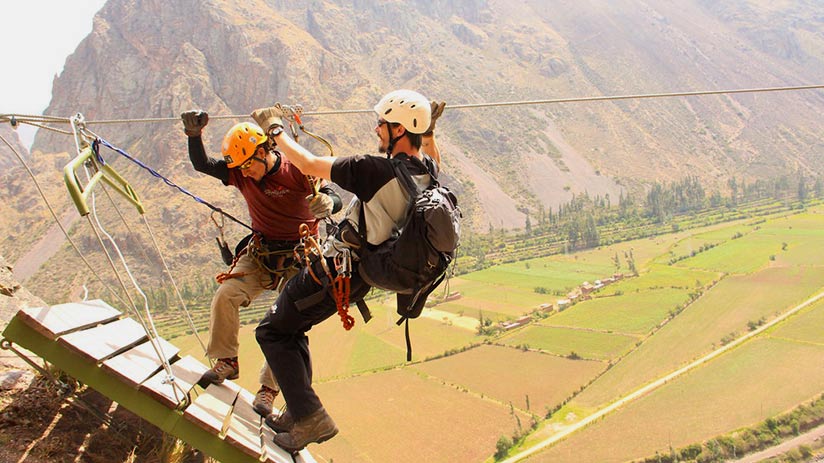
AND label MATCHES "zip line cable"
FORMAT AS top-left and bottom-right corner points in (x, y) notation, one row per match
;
(2, 83), (822, 125)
